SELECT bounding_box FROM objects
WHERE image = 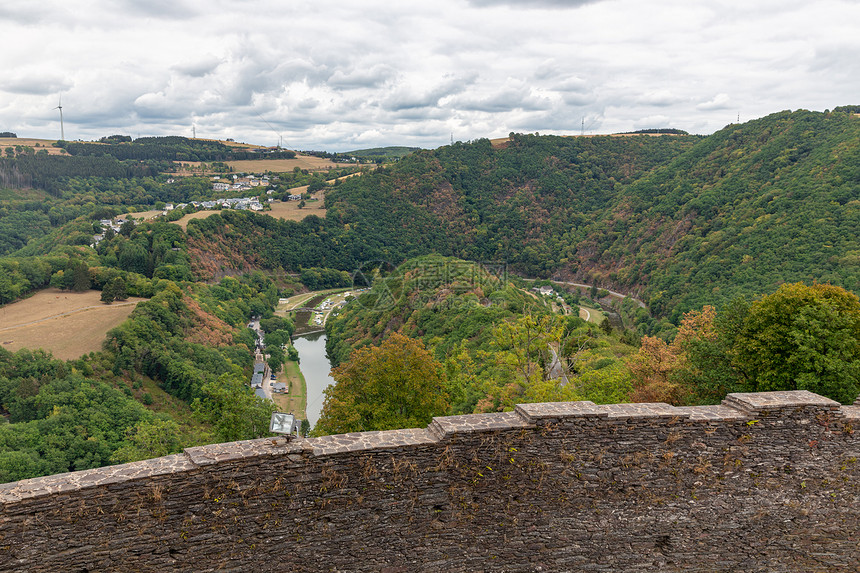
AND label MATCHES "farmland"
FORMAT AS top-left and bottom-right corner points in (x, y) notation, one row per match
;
(123, 209), (163, 221)
(0, 288), (145, 360)
(267, 195), (326, 221)
(227, 154), (341, 173)
(0, 137), (65, 155)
